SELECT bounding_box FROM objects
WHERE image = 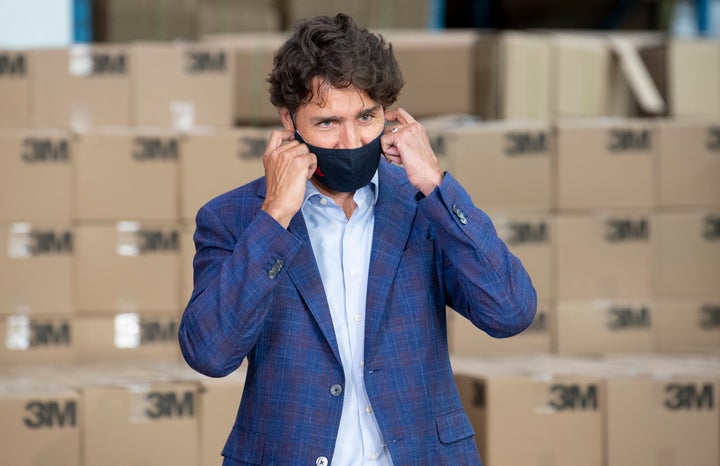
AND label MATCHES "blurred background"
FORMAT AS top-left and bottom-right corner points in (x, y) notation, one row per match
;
(0, 1), (718, 465)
